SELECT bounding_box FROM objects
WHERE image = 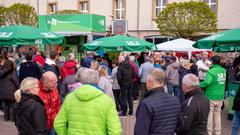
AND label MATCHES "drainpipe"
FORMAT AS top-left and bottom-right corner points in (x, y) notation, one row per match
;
(37, 0), (39, 14)
(137, 0), (140, 38)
